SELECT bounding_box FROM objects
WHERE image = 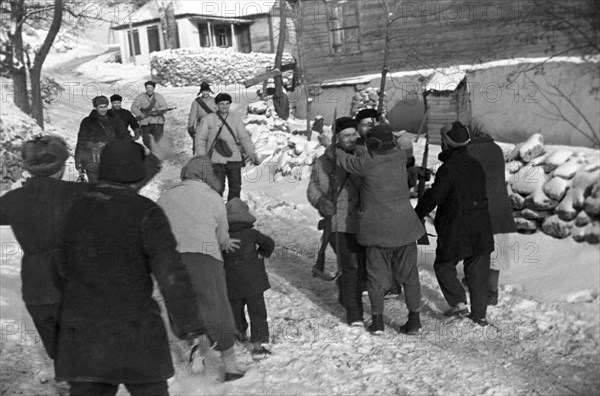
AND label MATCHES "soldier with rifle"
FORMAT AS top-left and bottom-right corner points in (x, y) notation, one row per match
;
(307, 116), (367, 327)
(187, 82), (217, 154)
(131, 81), (175, 149)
